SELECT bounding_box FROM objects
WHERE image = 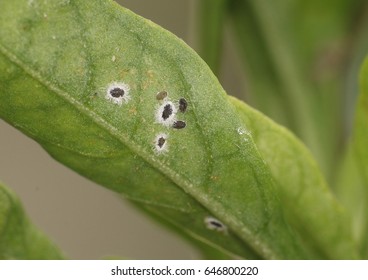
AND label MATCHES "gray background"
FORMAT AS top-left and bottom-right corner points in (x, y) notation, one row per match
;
(0, 0), (244, 259)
